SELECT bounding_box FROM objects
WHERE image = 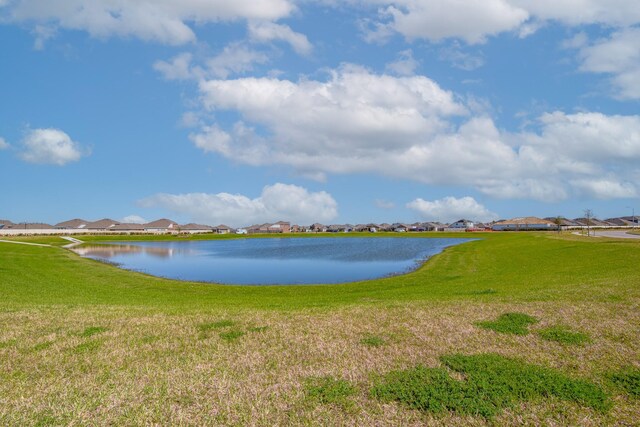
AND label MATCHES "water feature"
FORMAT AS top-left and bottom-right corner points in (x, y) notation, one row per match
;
(74, 237), (471, 285)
